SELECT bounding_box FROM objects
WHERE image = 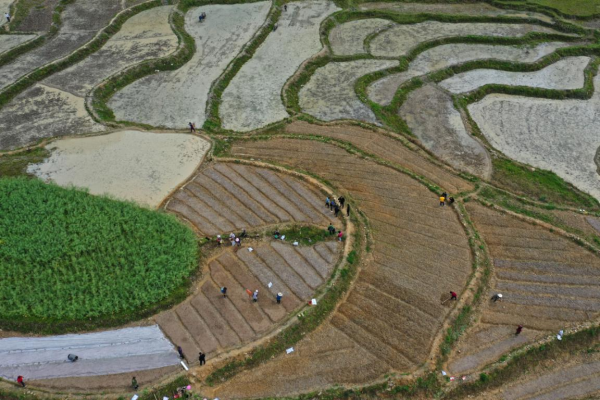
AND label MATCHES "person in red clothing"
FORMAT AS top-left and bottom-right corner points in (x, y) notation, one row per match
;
(337, 230), (343, 241)
(17, 376), (25, 387)
(516, 325), (523, 336)
(450, 291), (458, 300)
